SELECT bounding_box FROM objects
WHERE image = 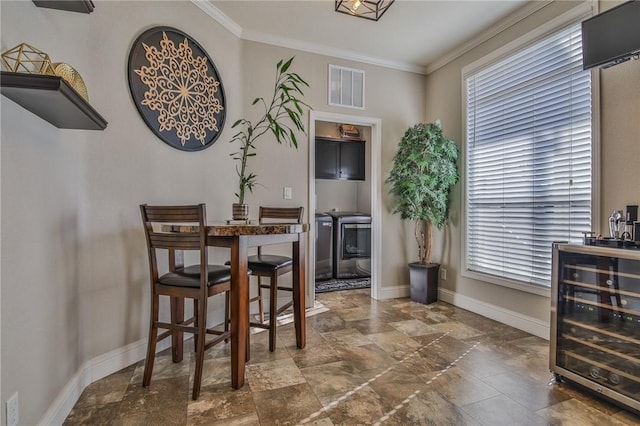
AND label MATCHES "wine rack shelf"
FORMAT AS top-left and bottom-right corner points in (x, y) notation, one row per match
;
(551, 243), (640, 414)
